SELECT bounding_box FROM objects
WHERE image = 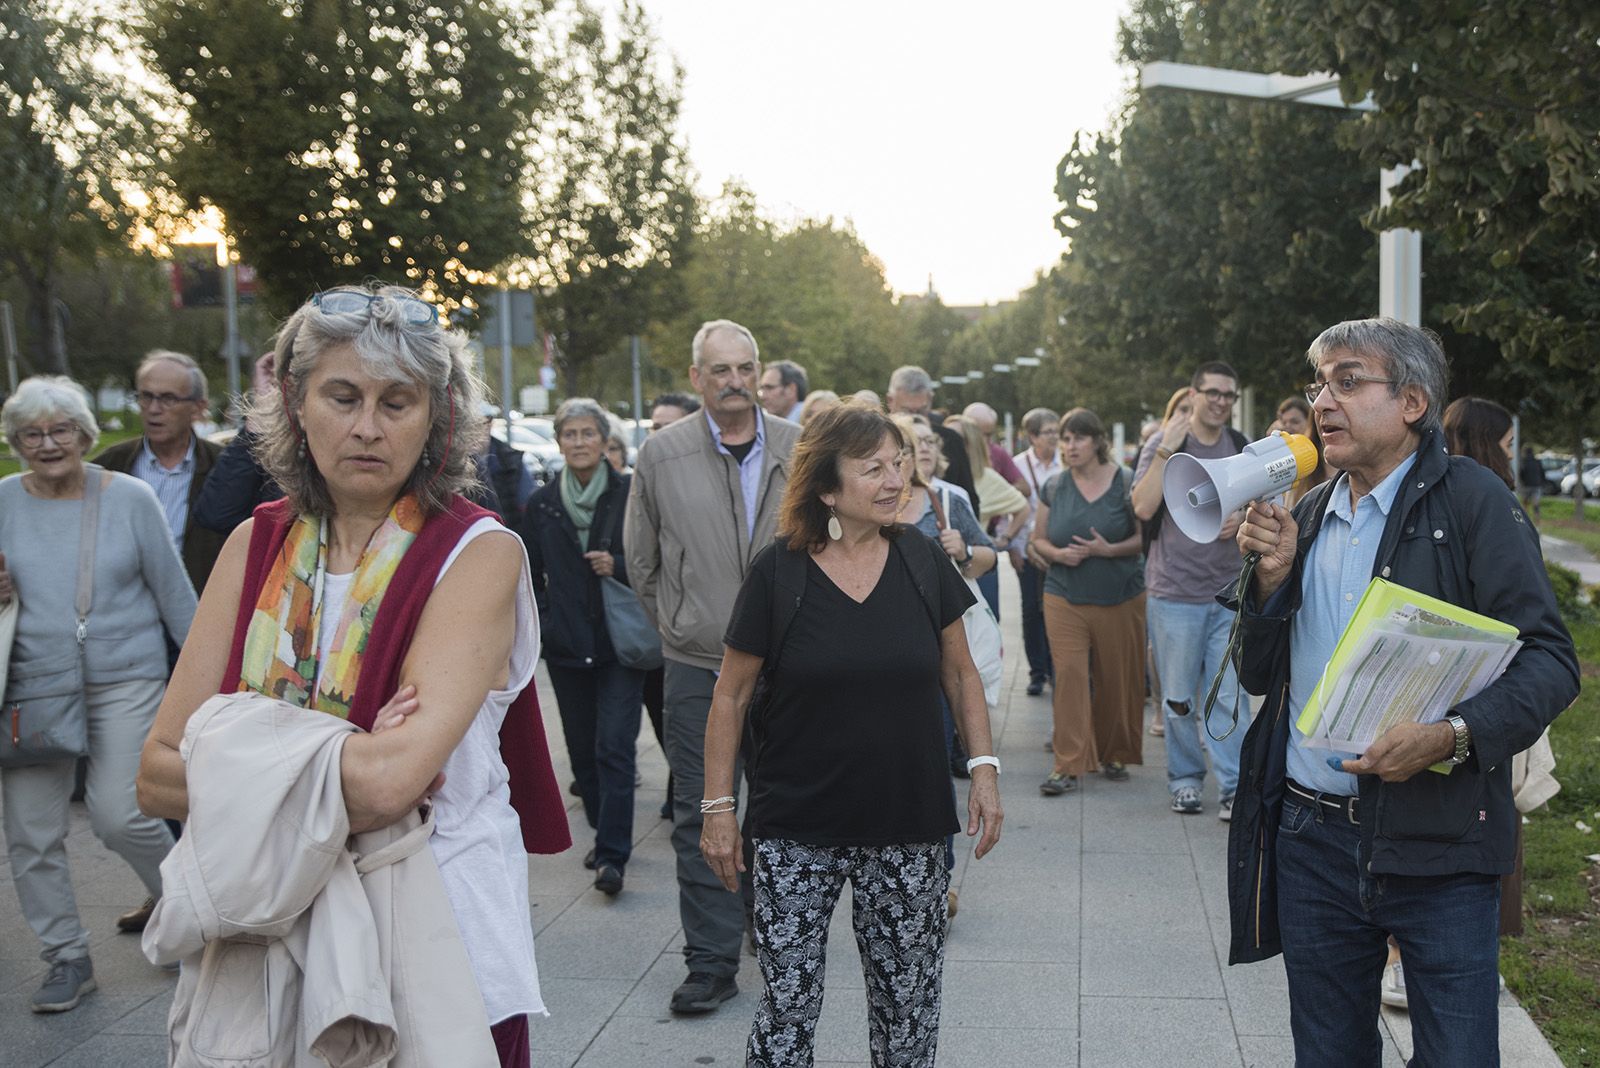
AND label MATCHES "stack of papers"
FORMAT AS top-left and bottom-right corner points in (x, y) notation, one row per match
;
(1297, 579), (1520, 765)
